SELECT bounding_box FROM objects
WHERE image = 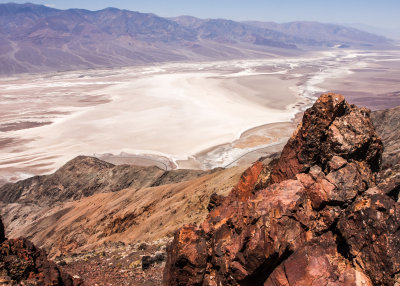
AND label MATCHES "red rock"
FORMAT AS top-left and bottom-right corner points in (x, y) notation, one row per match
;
(269, 93), (382, 184)
(0, 216), (81, 285)
(164, 94), (390, 285)
(265, 233), (373, 286)
(164, 225), (207, 286)
(338, 192), (400, 285)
